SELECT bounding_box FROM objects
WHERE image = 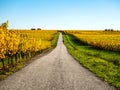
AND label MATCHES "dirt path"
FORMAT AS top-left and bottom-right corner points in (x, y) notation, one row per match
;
(0, 33), (116, 90)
